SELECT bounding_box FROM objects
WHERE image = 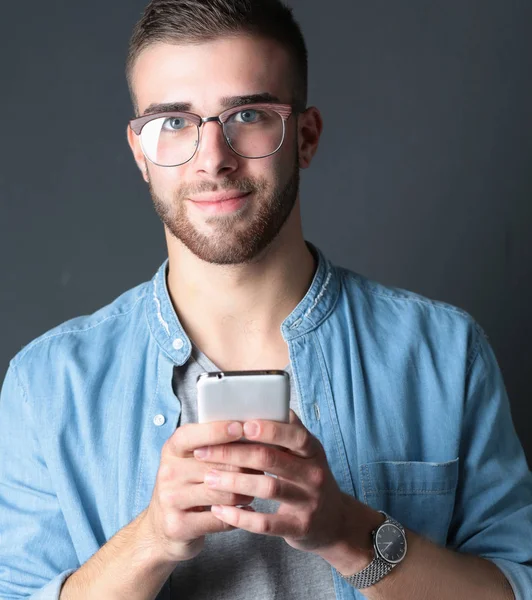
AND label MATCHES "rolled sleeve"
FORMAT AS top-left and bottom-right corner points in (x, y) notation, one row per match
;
(448, 324), (532, 598)
(490, 558), (530, 600)
(0, 363), (79, 599)
(26, 569), (76, 600)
